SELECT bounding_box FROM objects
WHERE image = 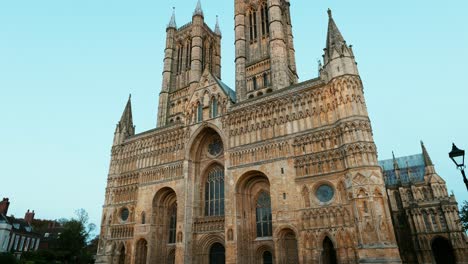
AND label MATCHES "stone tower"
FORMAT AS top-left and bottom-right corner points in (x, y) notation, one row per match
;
(234, 0), (298, 101)
(157, 1), (222, 127)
